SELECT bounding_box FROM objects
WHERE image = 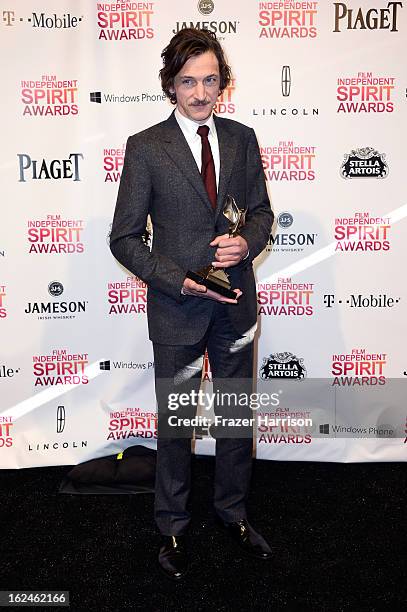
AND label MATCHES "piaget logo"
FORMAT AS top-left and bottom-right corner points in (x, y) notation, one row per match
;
(333, 2), (402, 32)
(18, 153), (83, 182)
